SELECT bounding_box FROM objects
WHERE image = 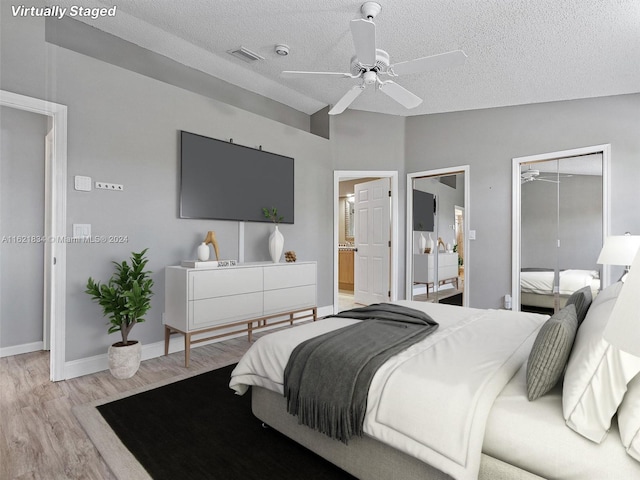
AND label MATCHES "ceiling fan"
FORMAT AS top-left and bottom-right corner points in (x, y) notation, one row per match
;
(520, 167), (573, 184)
(281, 2), (467, 115)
